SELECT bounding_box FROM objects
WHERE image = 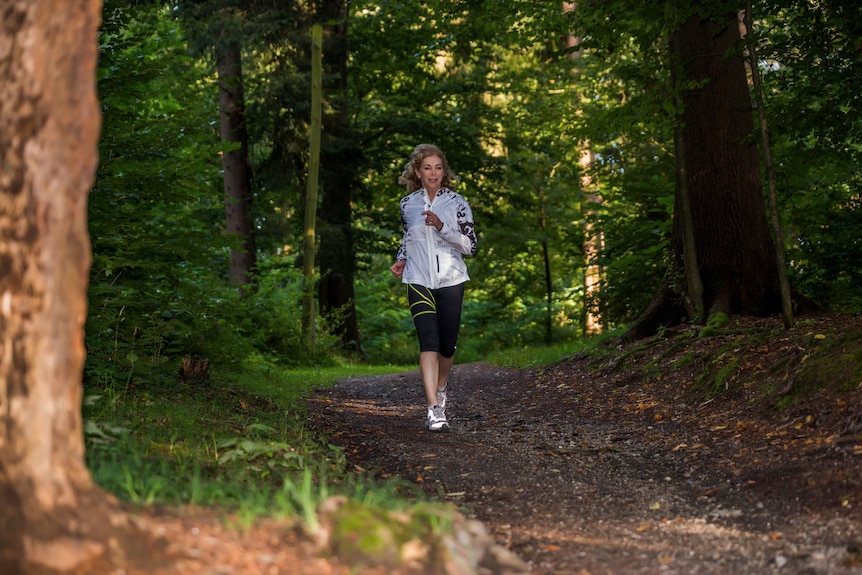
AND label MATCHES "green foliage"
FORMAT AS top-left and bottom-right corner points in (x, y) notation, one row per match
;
(754, 0), (862, 312)
(480, 331), (622, 369)
(84, 360), (426, 528)
(353, 258), (417, 364)
(80, 1), (862, 545)
(788, 192), (862, 312)
(92, 0), (862, 391)
(90, 5), (339, 397)
(90, 2), (228, 386)
(233, 257), (328, 364)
